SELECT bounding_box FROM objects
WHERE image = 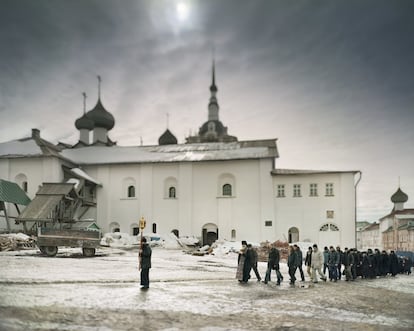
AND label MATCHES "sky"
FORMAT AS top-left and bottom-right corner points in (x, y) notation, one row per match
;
(0, 0), (413, 223)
